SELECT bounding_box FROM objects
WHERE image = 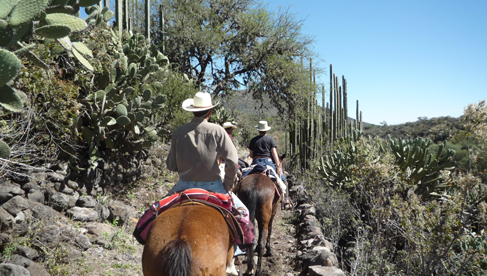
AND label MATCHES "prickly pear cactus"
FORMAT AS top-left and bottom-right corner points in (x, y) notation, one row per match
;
(0, 49), (23, 112)
(0, 140), (10, 159)
(7, 0), (50, 27)
(0, 0), (101, 114)
(75, 30), (176, 169)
